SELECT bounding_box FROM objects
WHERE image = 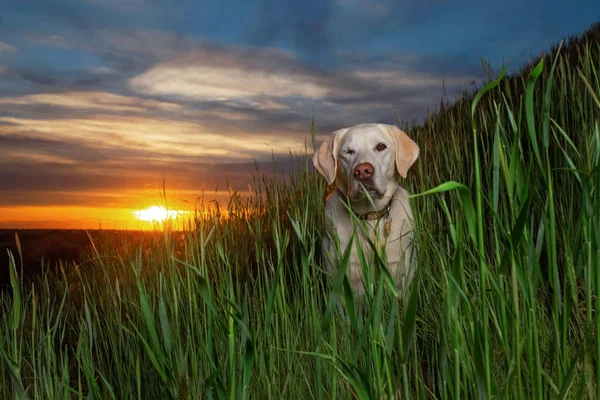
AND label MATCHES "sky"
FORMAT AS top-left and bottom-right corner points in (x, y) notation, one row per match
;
(0, 0), (598, 229)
